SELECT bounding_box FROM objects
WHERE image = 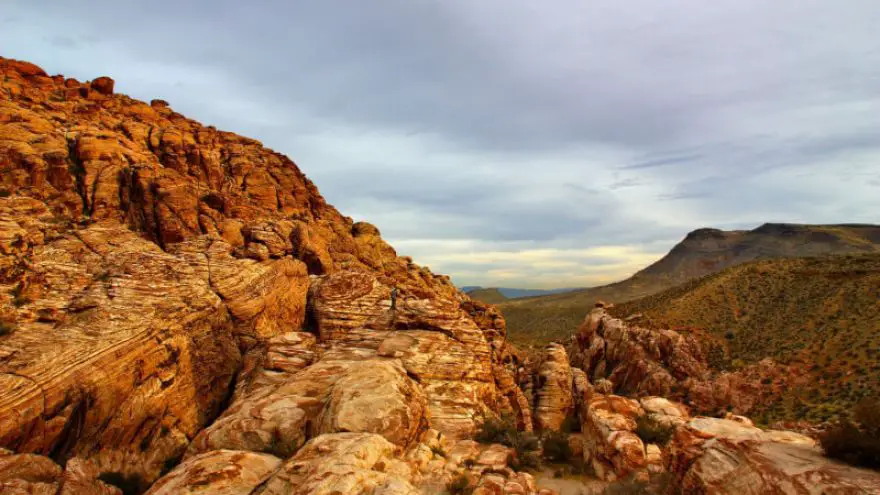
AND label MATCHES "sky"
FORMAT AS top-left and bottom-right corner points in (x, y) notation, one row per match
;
(3, 1), (879, 289)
